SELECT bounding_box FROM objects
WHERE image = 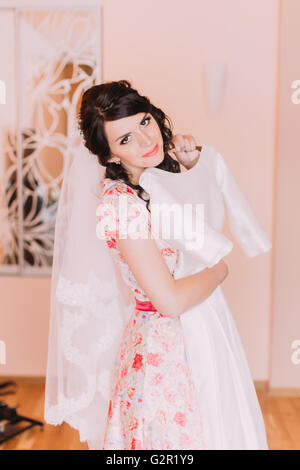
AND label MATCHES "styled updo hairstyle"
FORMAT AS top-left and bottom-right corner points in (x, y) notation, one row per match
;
(78, 79), (181, 211)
